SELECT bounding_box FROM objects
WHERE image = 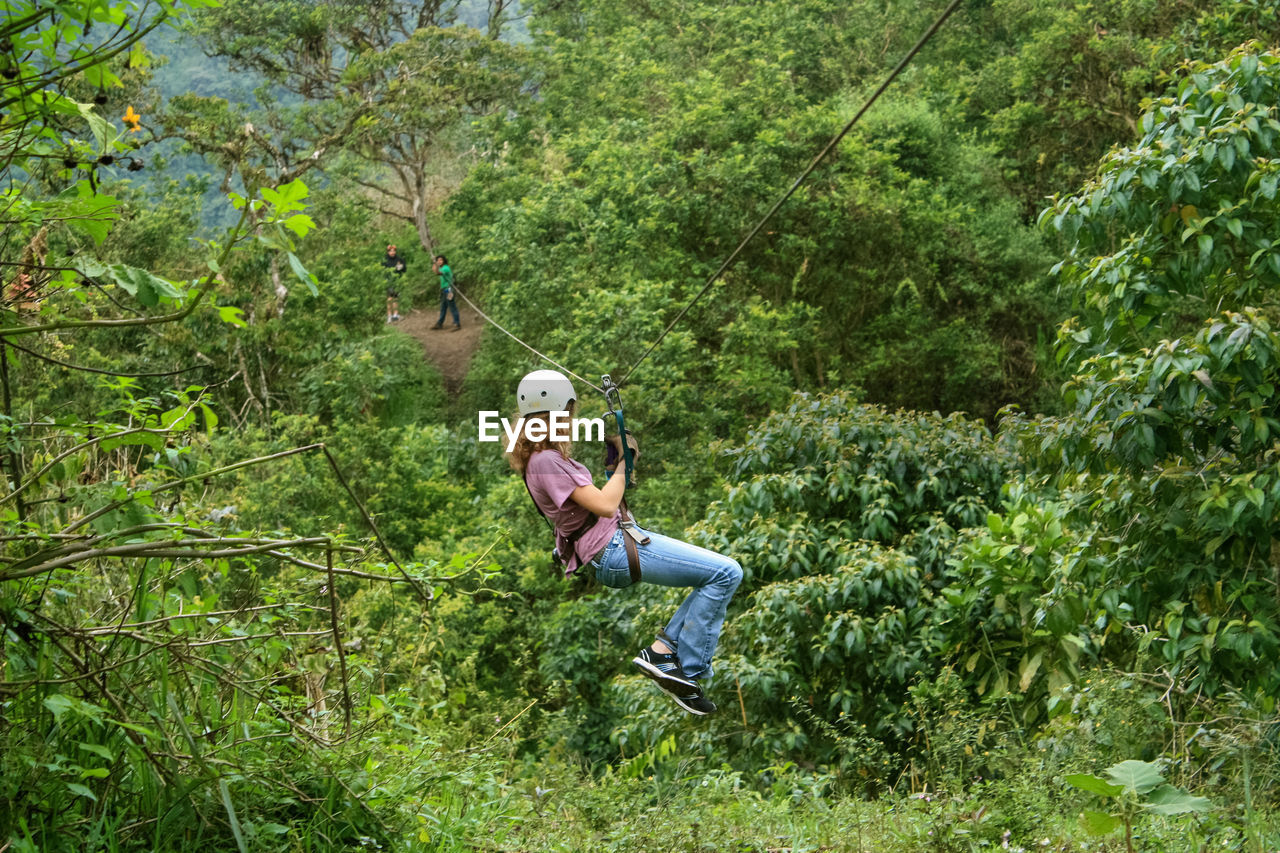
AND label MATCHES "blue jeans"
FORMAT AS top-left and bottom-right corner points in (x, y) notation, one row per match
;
(437, 289), (460, 326)
(590, 526), (742, 681)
